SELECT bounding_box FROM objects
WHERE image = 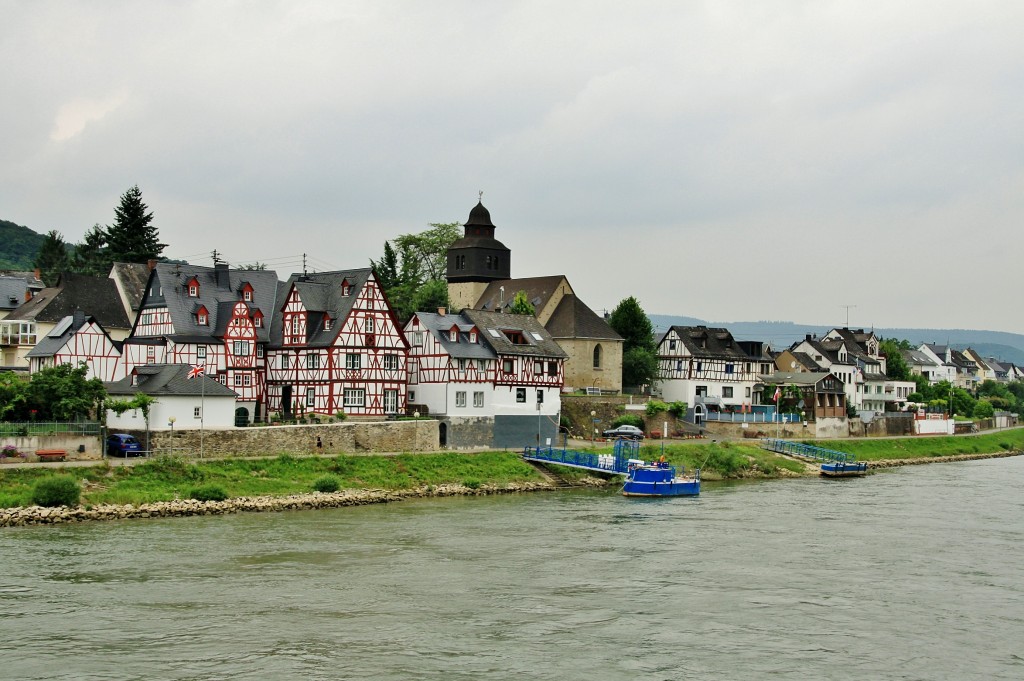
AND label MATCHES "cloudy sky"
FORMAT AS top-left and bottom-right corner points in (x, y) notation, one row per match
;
(3, 1), (1022, 334)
